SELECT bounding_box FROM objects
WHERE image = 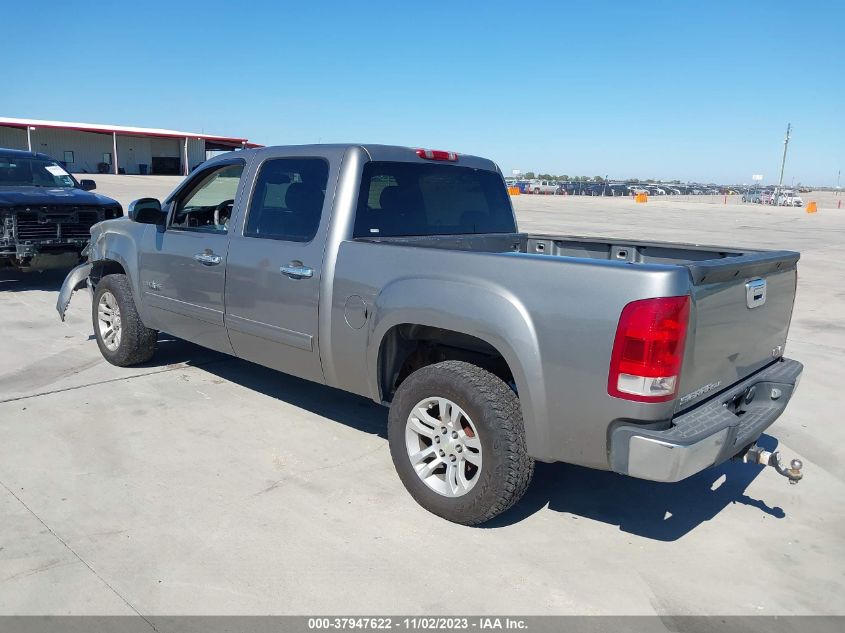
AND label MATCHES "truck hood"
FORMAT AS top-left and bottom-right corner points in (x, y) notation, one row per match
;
(0, 186), (119, 208)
